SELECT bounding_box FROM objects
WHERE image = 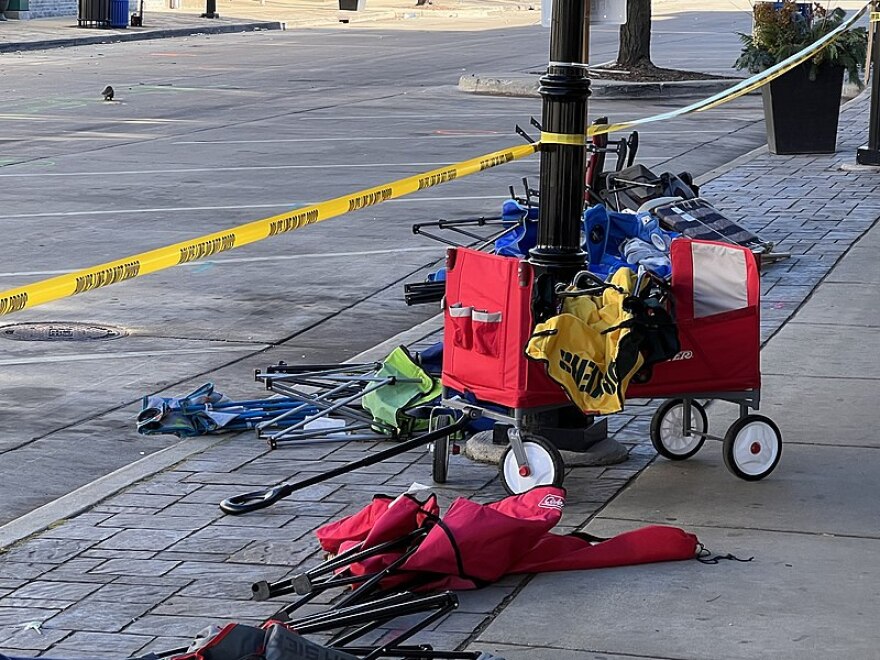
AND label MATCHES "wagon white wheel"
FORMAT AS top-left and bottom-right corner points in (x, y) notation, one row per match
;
(650, 399), (708, 460)
(499, 436), (564, 495)
(723, 414), (782, 481)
